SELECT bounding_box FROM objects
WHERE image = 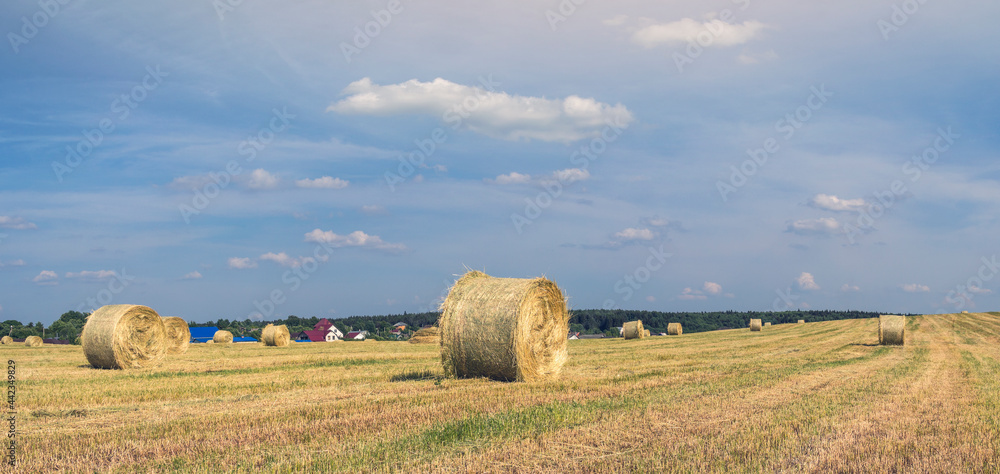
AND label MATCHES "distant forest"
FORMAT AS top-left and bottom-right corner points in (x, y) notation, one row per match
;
(7, 309), (903, 343)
